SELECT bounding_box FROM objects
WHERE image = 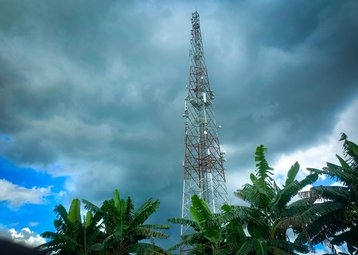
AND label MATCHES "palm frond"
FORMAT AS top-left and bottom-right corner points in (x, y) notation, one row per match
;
(131, 242), (171, 255)
(285, 162), (300, 187)
(168, 217), (199, 231)
(125, 196), (134, 222)
(67, 198), (81, 224)
(40, 231), (58, 239)
(236, 240), (253, 255)
(53, 204), (70, 226)
(252, 239), (267, 255)
(296, 201), (345, 223)
(141, 224), (170, 230)
(82, 199), (100, 213)
(295, 205), (350, 245)
(255, 145), (274, 184)
(273, 173), (318, 212)
(310, 185), (350, 202)
(190, 195), (213, 226)
(130, 199), (160, 228)
(331, 225), (358, 255)
(224, 219), (247, 250)
(133, 227), (169, 239)
(340, 133), (358, 171)
(221, 204), (263, 225)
